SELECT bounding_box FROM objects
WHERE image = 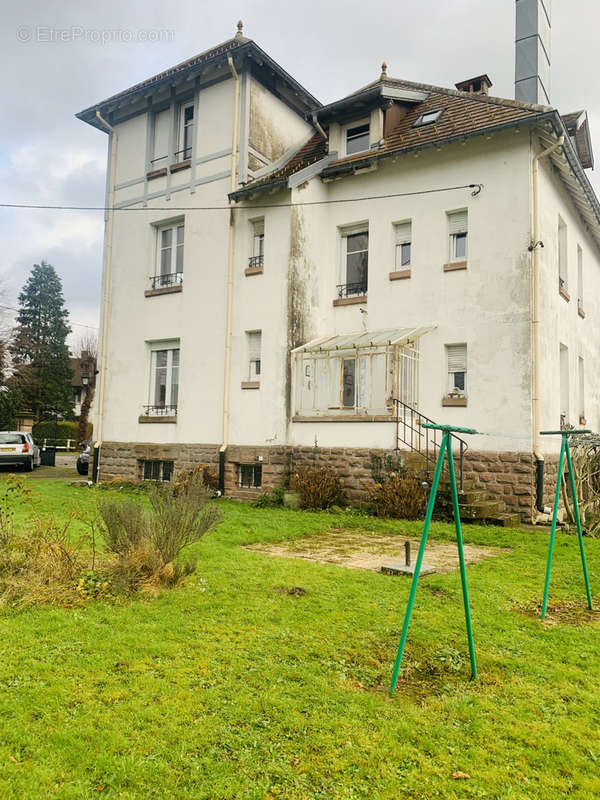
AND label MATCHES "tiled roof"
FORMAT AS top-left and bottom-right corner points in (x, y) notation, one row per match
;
(239, 133), (328, 192)
(328, 81), (543, 171)
(78, 37), (245, 117)
(234, 76), (546, 196)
